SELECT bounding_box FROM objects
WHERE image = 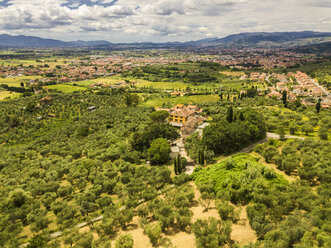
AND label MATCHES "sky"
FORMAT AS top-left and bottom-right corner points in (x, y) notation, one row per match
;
(0, 0), (330, 42)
